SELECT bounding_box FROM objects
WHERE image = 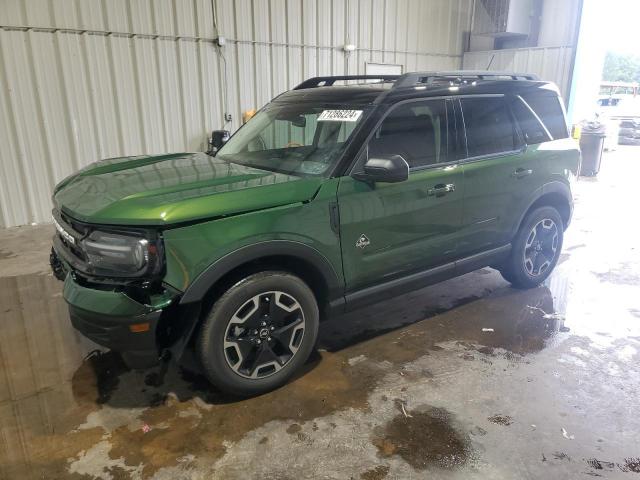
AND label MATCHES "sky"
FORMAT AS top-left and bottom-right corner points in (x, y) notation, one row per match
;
(598, 0), (640, 55)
